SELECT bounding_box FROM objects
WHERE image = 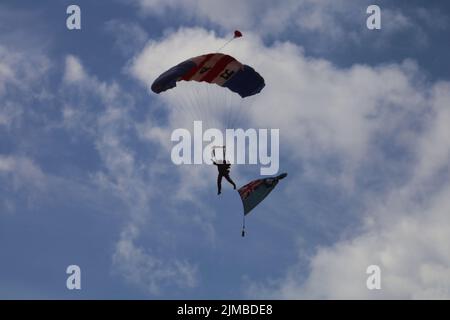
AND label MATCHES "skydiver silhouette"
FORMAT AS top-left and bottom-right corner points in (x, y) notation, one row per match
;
(212, 159), (236, 195)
